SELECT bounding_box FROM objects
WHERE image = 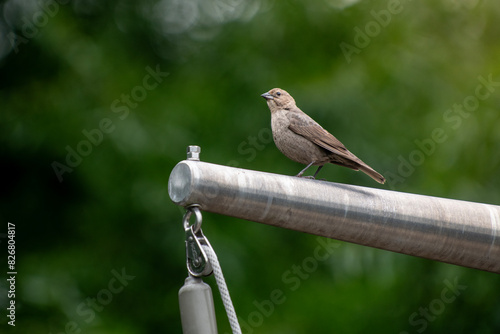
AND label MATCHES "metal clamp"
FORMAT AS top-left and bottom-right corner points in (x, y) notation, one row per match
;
(183, 205), (213, 277)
